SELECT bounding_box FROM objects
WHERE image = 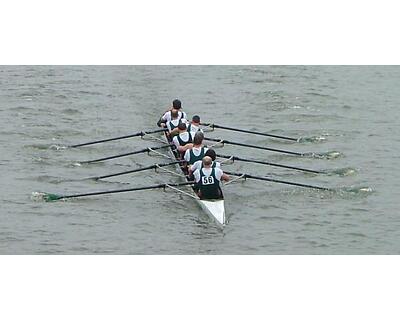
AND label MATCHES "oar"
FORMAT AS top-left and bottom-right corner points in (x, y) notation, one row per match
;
(90, 161), (183, 180)
(218, 154), (324, 174)
(80, 145), (171, 164)
(224, 171), (332, 191)
(205, 137), (304, 156)
(42, 181), (195, 202)
(68, 128), (168, 148)
(202, 123), (299, 142)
